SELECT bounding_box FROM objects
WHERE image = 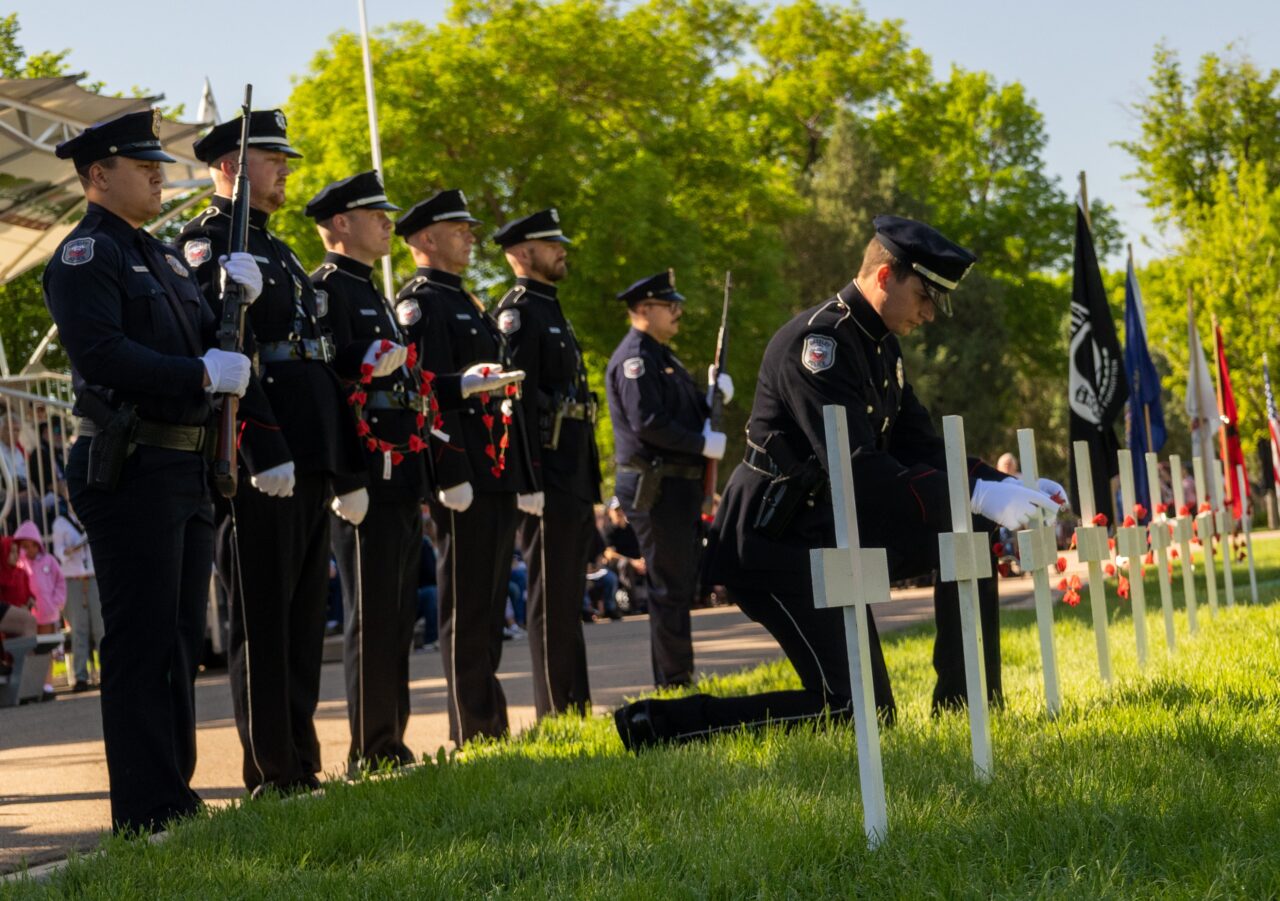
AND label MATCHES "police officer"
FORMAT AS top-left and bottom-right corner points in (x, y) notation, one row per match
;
(613, 216), (1062, 750)
(494, 209), (602, 718)
(604, 271), (733, 687)
(394, 189), (536, 744)
(45, 110), (260, 832)
(179, 111), (370, 794)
